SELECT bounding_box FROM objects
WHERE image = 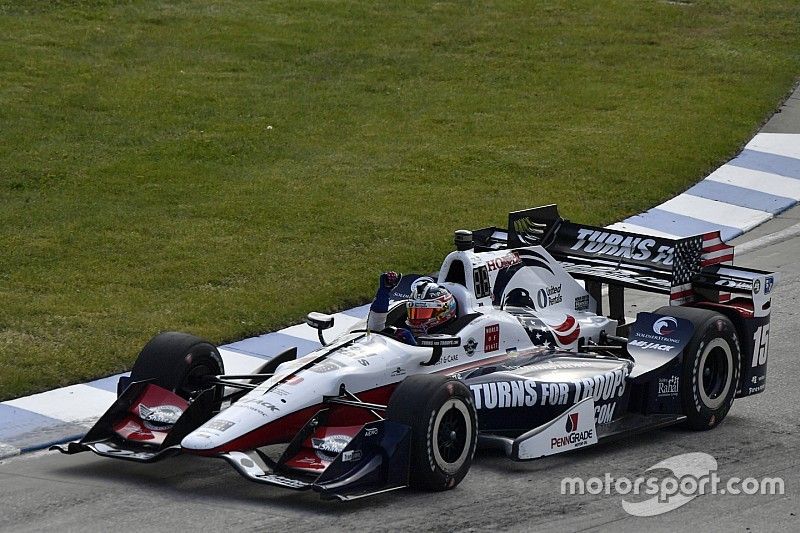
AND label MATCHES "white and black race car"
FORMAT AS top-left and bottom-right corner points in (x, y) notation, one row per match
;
(54, 205), (777, 500)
